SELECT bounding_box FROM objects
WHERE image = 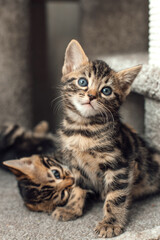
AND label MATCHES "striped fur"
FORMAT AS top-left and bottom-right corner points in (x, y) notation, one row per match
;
(3, 155), (75, 213)
(55, 40), (160, 238)
(0, 121), (56, 167)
